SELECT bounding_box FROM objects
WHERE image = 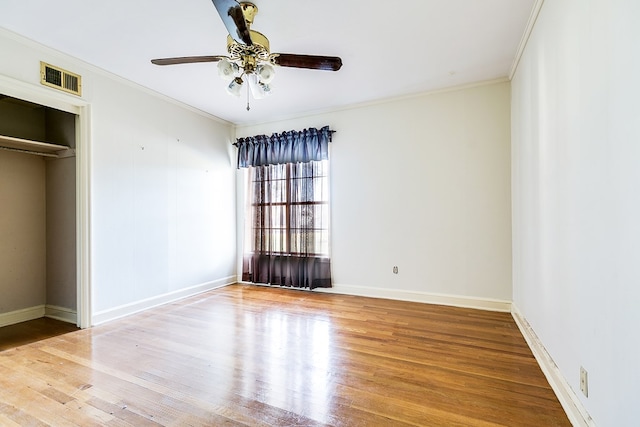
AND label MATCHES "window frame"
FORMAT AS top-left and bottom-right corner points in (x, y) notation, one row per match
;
(247, 161), (330, 257)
